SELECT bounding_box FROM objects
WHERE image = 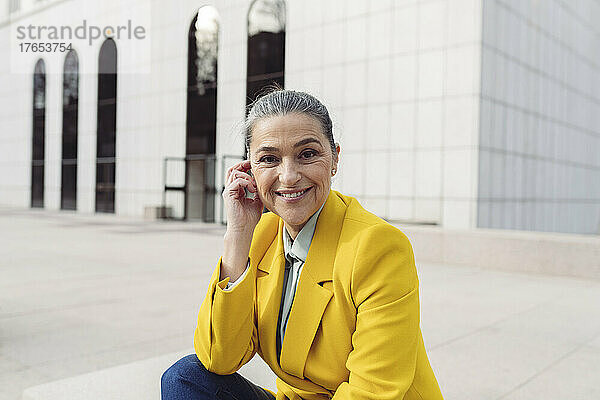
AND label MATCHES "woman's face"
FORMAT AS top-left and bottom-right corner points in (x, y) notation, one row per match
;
(249, 113), (340, 239)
